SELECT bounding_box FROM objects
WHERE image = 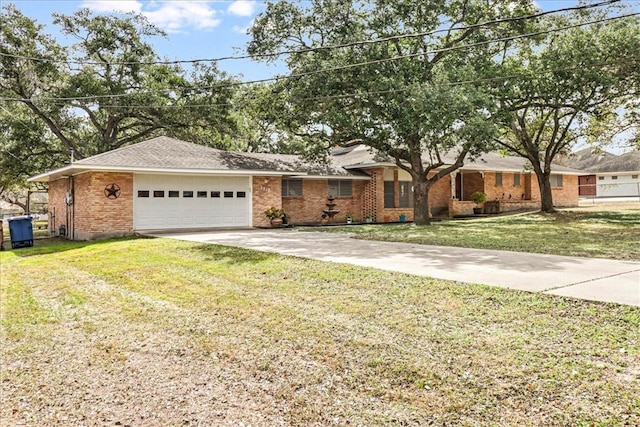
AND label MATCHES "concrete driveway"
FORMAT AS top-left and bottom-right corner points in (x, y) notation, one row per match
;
(149, 229), (640, 307)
